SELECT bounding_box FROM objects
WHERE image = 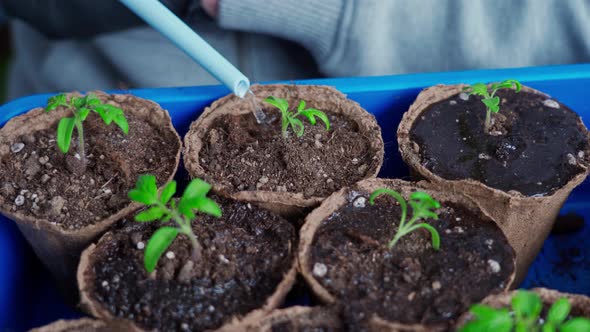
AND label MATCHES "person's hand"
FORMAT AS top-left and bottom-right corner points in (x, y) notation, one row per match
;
(201, 0), (218, 17)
